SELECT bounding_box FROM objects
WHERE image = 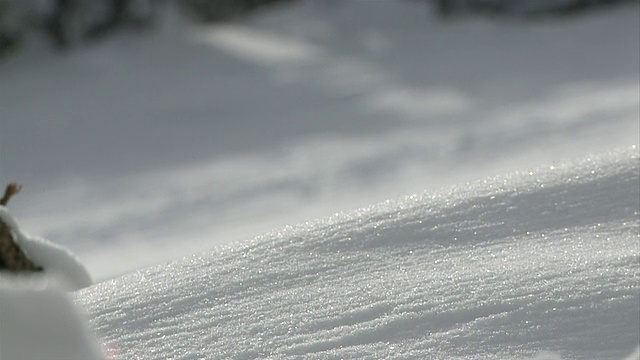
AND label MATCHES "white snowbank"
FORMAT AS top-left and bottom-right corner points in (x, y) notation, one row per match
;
(0, 207), (92, 290)
(0, 281), (106, 360)
(78, 147), (640, 359)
